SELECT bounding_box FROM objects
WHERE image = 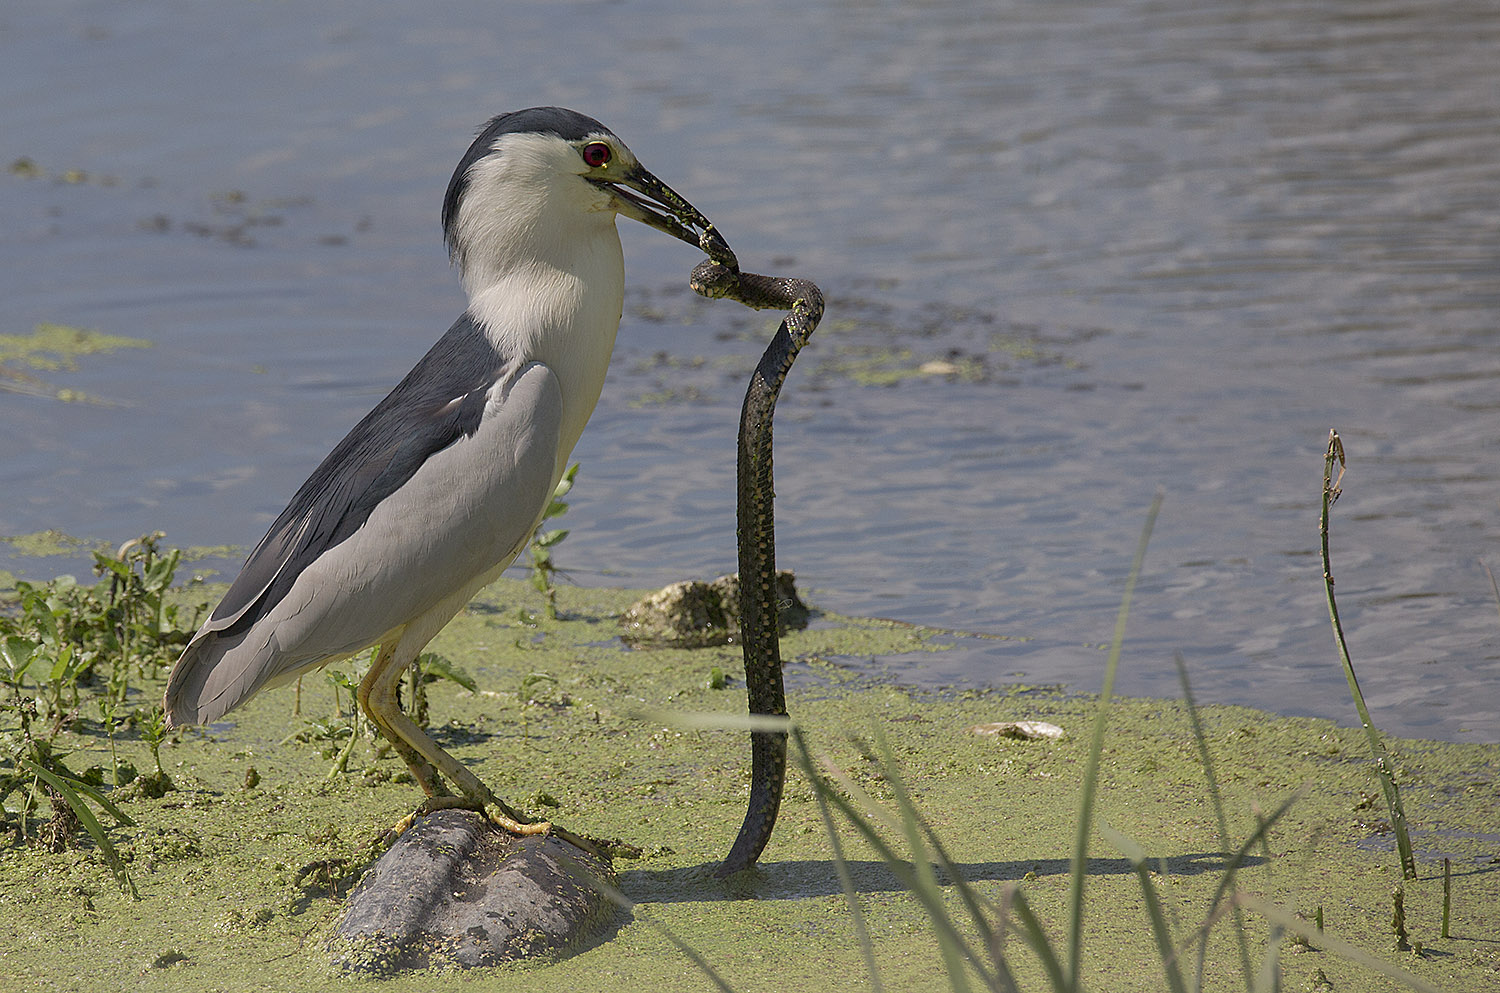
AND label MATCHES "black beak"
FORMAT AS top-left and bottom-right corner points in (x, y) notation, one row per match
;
(593, 165), (739, 272)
